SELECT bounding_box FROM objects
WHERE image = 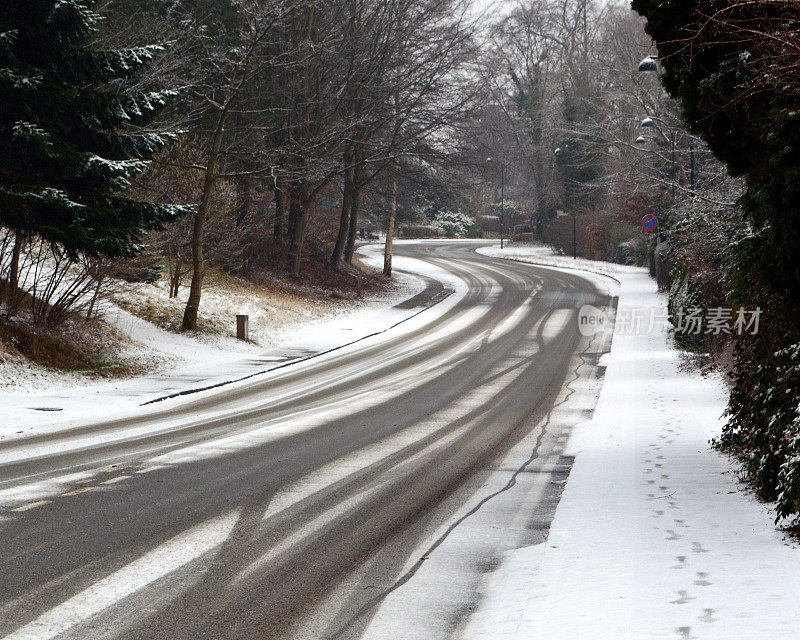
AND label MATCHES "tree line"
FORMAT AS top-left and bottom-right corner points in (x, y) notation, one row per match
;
(1, 0), (480, 330)
(4, 0), (712, 331)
